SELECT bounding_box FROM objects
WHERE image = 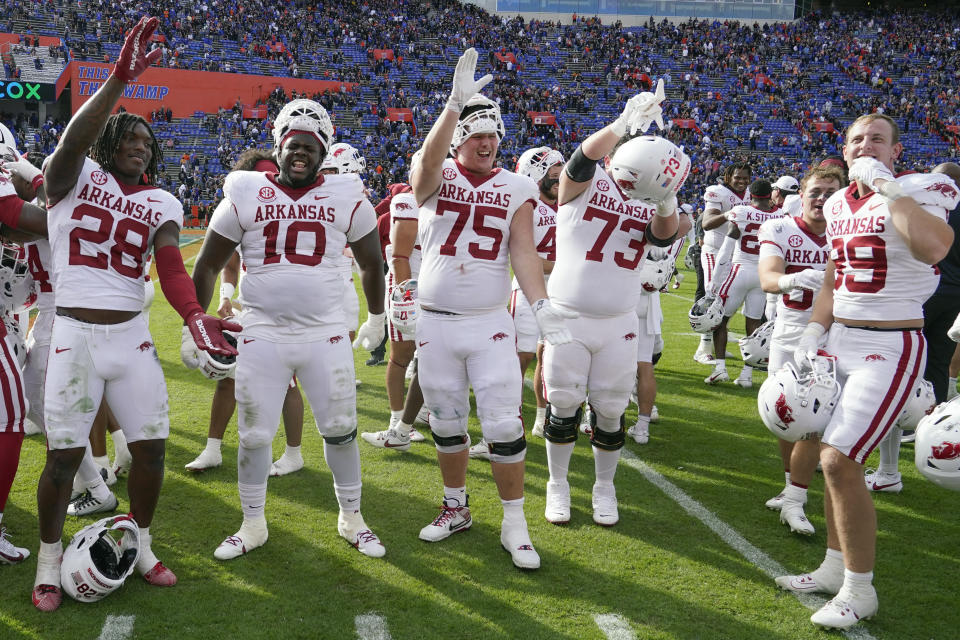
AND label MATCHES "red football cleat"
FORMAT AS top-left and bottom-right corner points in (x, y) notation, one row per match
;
(32, 584), (62, 612)
(142, 562), (177, 586)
